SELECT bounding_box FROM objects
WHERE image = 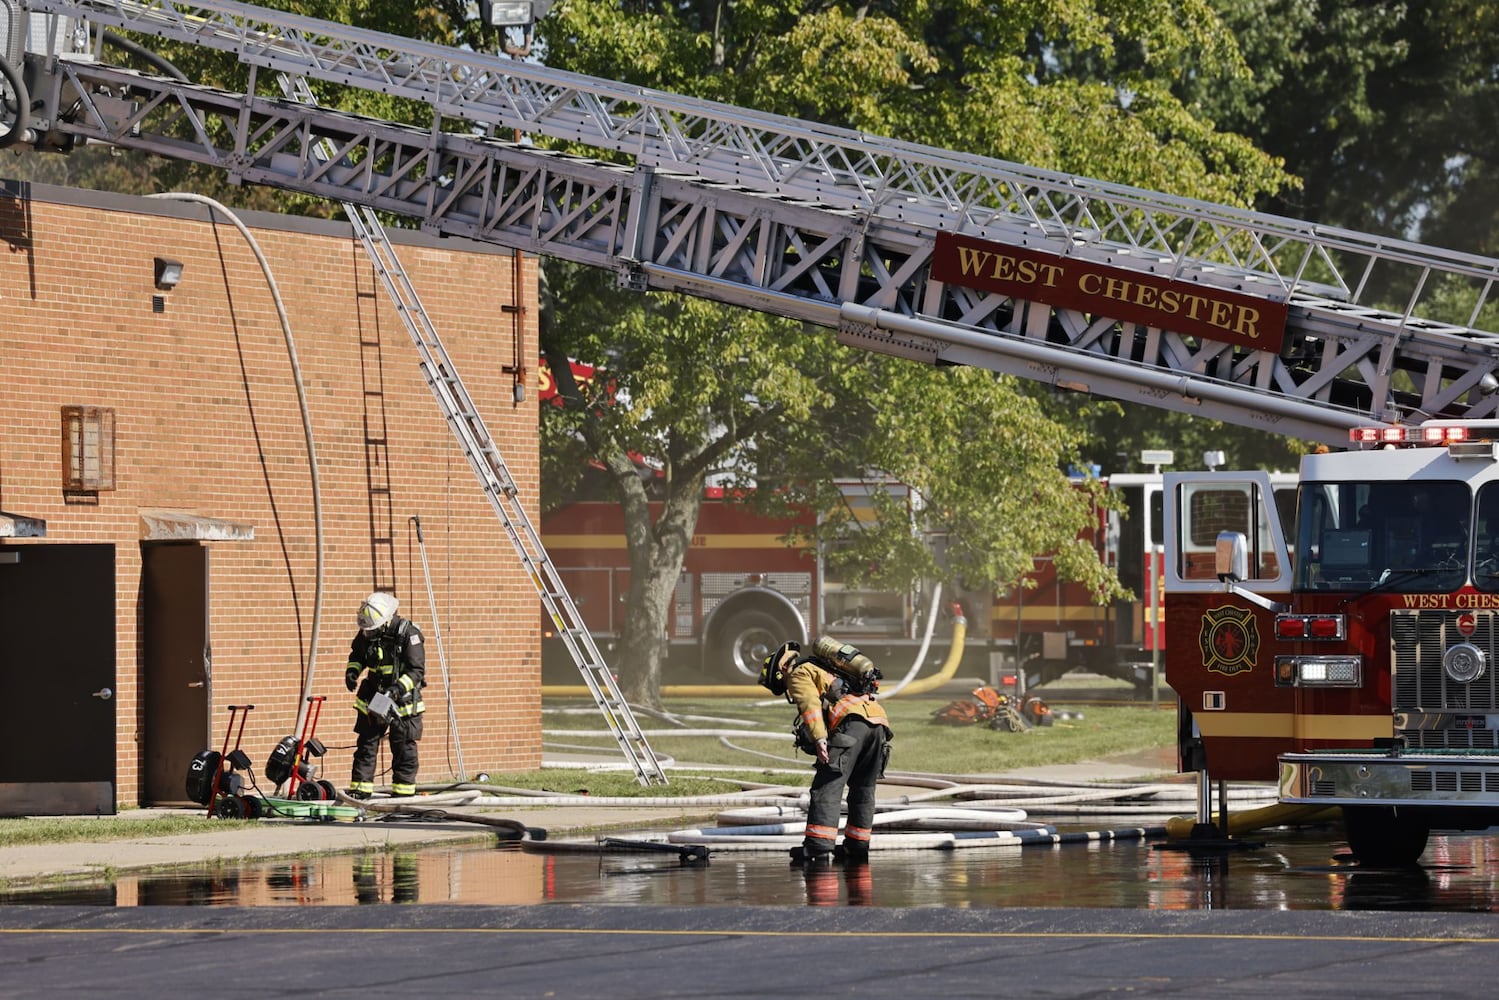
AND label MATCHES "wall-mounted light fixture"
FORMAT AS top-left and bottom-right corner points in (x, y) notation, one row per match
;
(154, 256), (184, 291)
